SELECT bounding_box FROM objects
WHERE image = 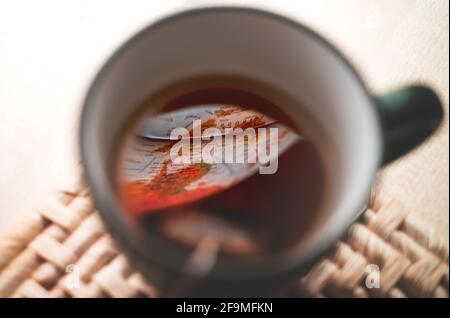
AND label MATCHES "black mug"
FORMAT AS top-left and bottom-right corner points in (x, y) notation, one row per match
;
(80, 7), (444, 296)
